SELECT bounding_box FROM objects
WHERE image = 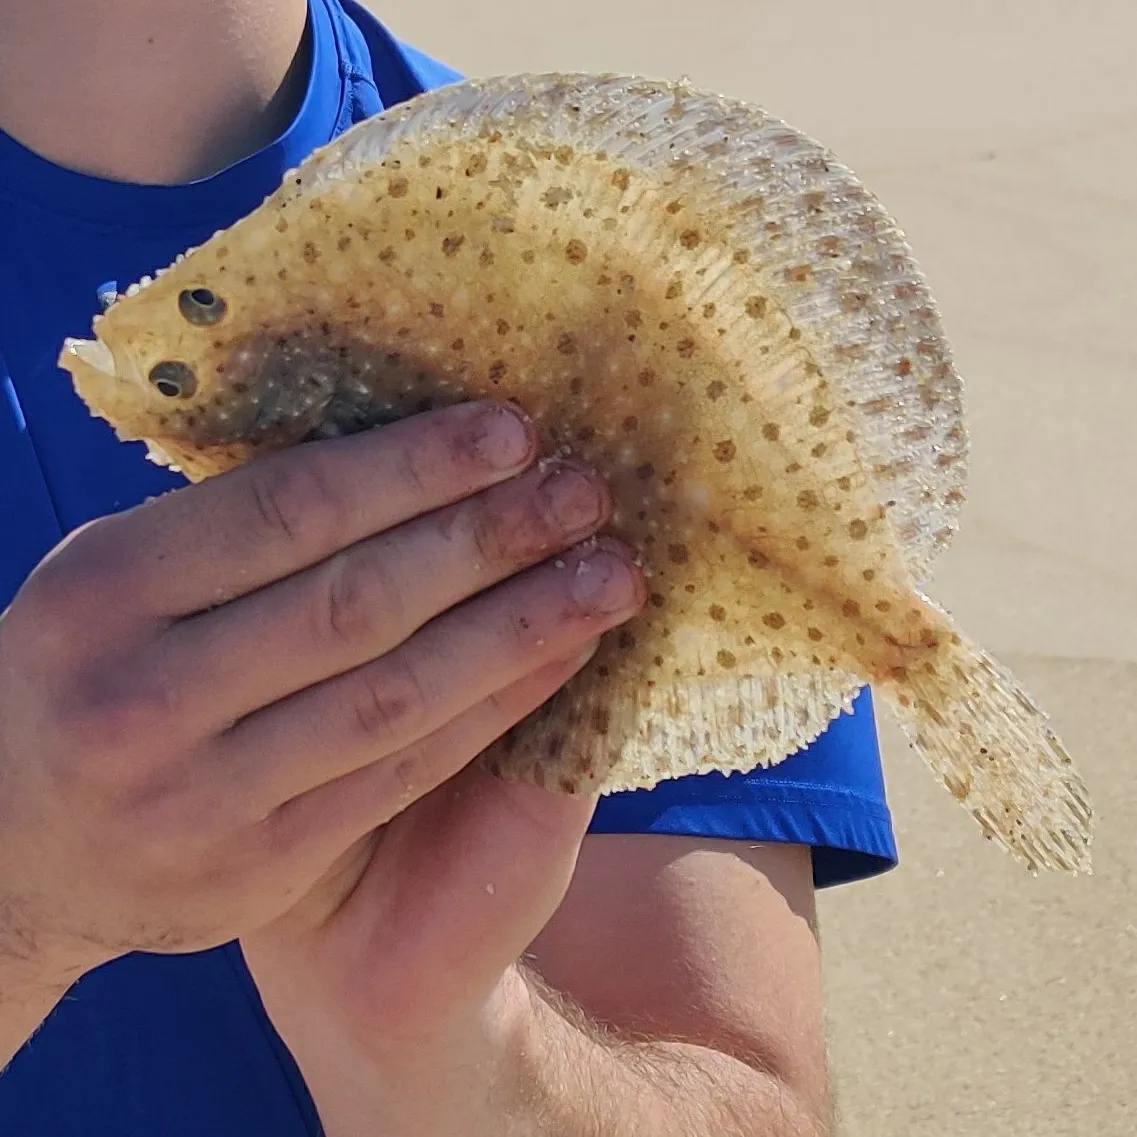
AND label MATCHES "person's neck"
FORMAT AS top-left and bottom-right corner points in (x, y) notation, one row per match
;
(0, 0), (311, 185)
